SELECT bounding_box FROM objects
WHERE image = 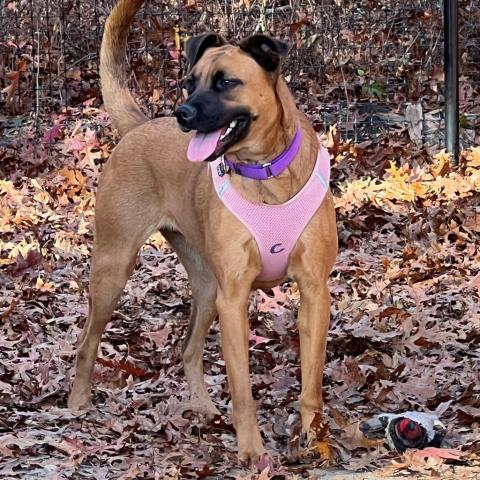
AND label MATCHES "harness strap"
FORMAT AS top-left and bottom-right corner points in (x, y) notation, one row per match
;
(210, 144), (331, 282)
